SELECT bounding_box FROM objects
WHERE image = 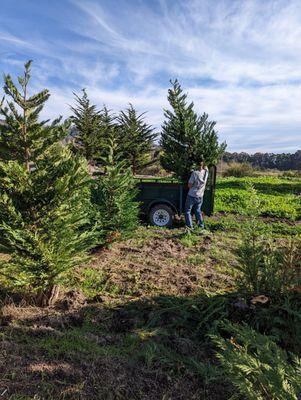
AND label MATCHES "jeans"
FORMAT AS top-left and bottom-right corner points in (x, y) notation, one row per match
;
(184, 195), (204, 229)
